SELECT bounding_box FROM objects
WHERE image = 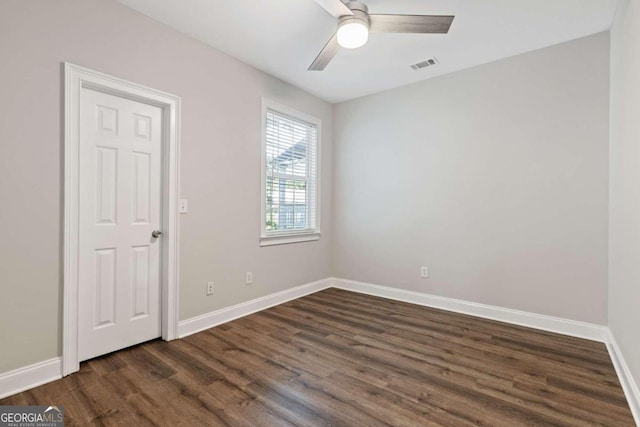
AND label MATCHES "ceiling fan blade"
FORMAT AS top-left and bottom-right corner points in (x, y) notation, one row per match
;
(369, 15), (455, 34)
(308, 33), (339, 71)
(312, 0), (354, 18)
